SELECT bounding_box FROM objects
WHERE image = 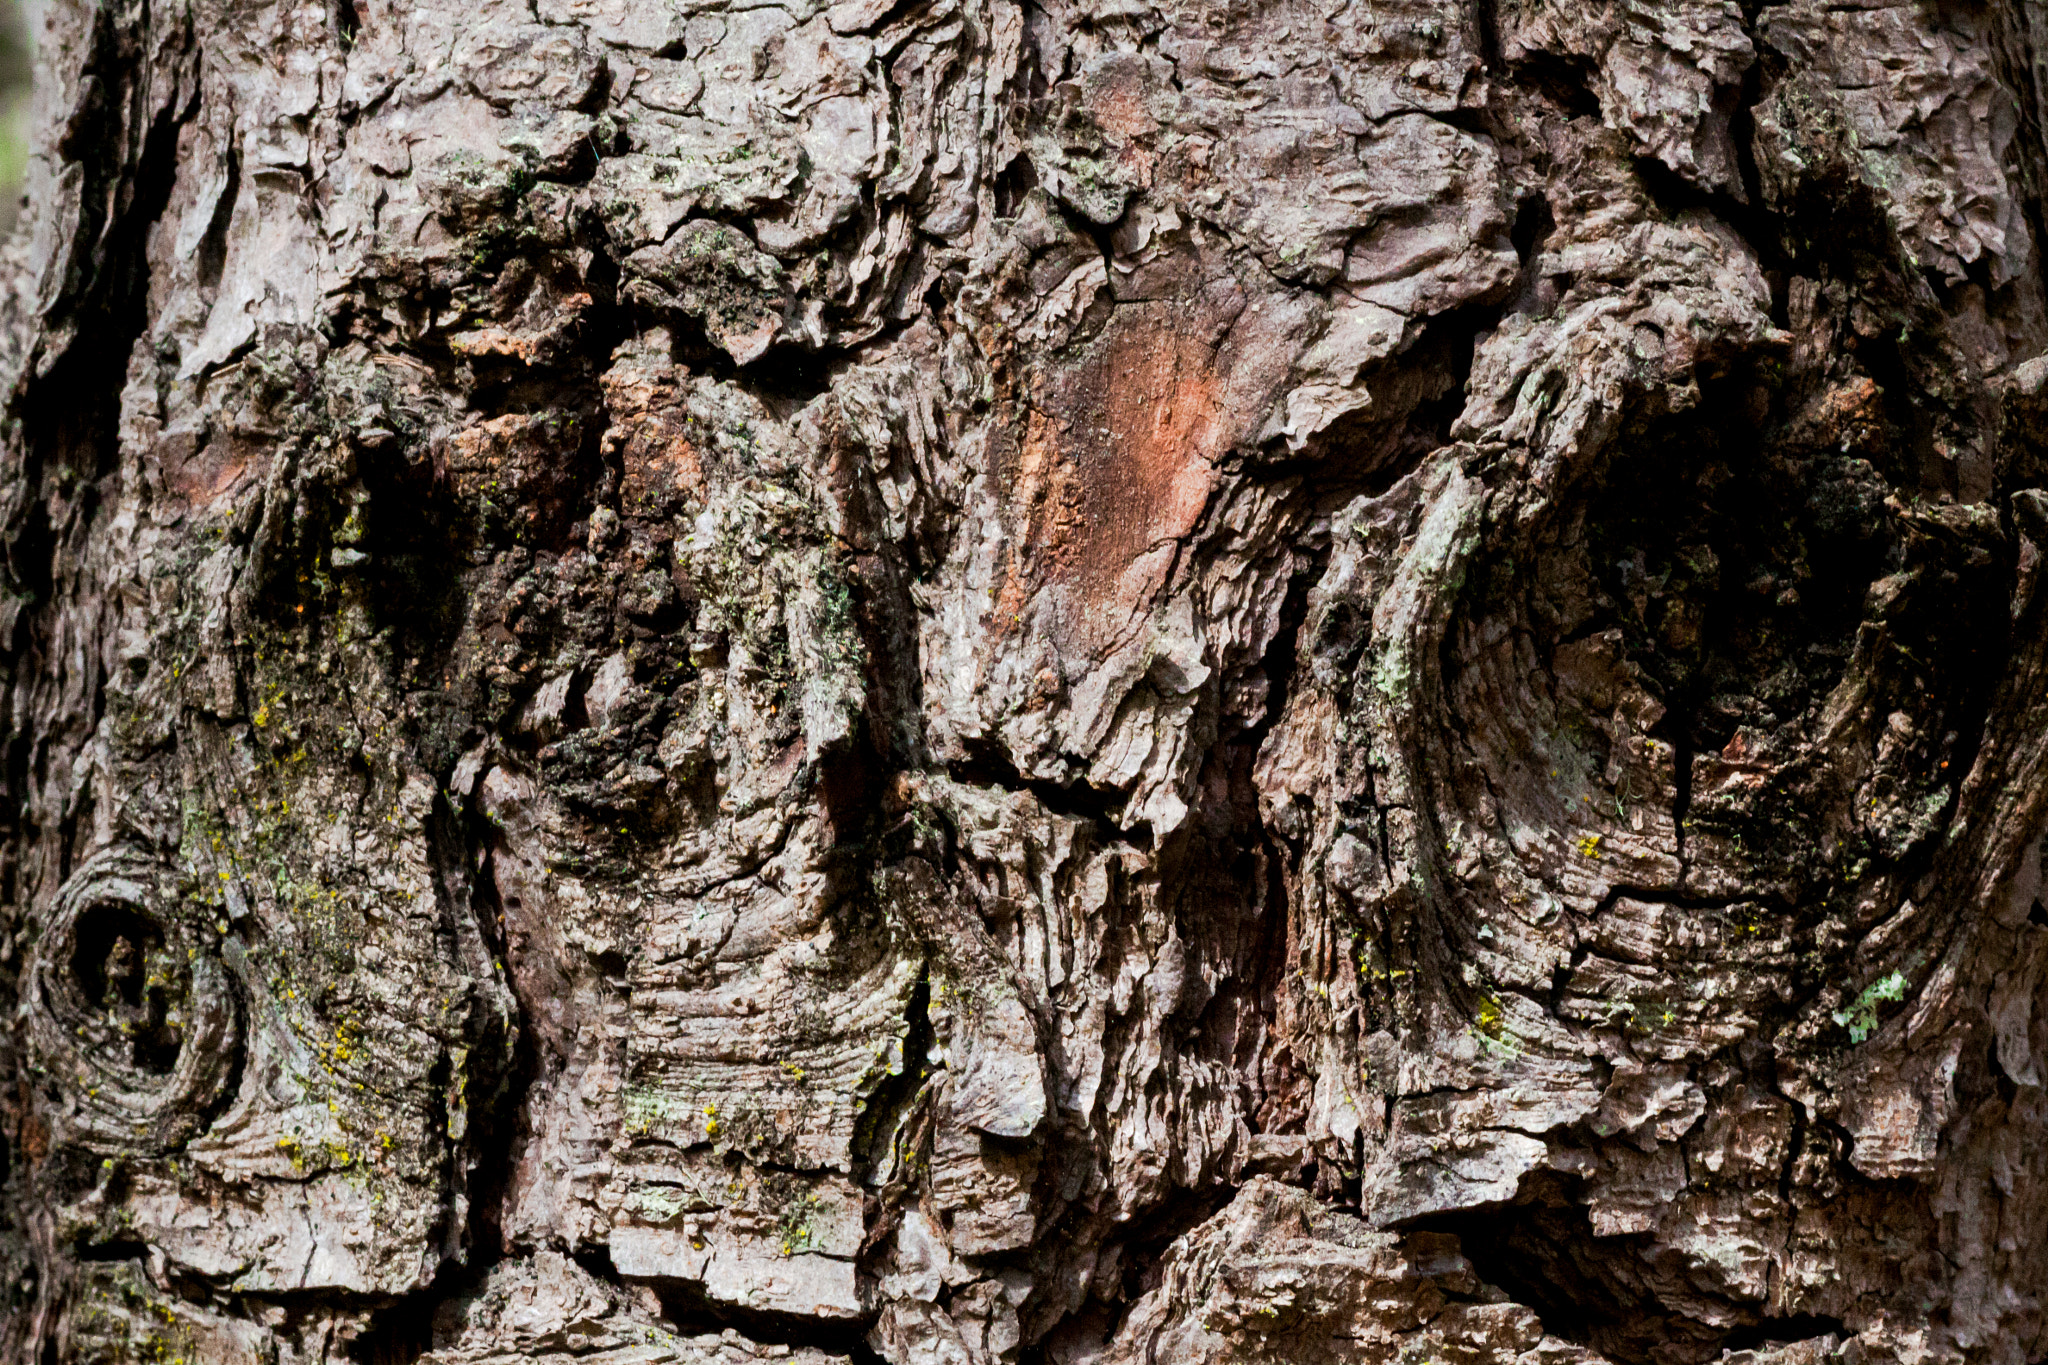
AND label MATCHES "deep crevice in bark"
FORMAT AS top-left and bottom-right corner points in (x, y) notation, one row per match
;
(7, 0), (2048, 1356)
(948, 742), (1150, 848)
(1416, 1177), (1729, 1365)
(644, 1278), (887, 1364)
